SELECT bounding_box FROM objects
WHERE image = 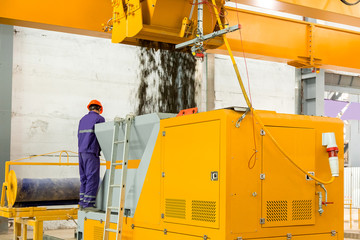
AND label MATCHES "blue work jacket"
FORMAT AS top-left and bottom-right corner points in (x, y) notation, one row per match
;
(78, 111), (105, 156)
